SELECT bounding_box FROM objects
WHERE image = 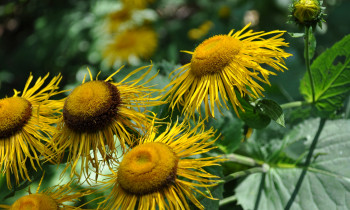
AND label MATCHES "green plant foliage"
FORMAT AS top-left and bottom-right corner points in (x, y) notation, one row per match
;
(235, 119), (350, 210)
(238, 97), (271, 129)
(300, 34), (350, 117)
(256, 99), (285, 127)
(238, 98), (285, 129)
